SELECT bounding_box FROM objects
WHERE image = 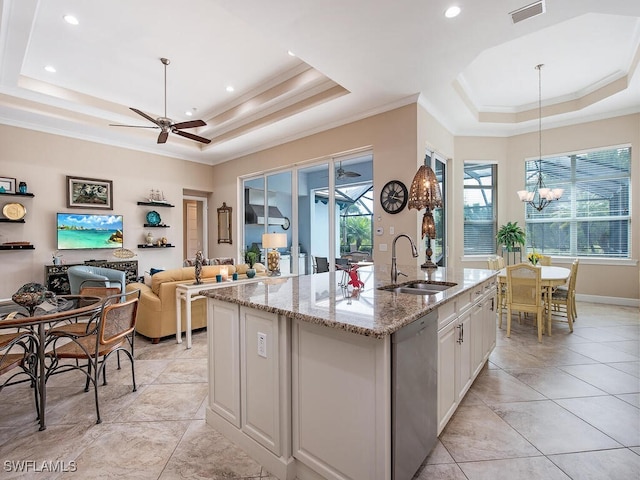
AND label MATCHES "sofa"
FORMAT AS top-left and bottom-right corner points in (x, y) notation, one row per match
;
(125, 263), (266, 343)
